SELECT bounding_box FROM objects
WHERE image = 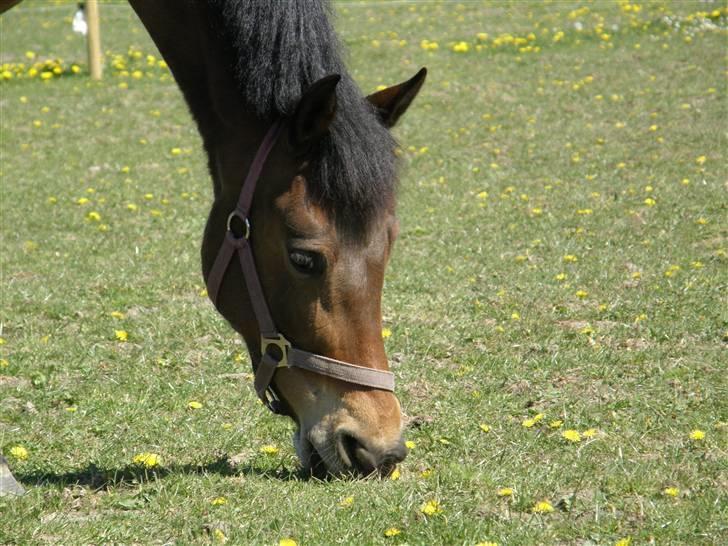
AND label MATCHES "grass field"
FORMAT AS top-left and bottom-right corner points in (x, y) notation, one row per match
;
(1, 1), (726, 544)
